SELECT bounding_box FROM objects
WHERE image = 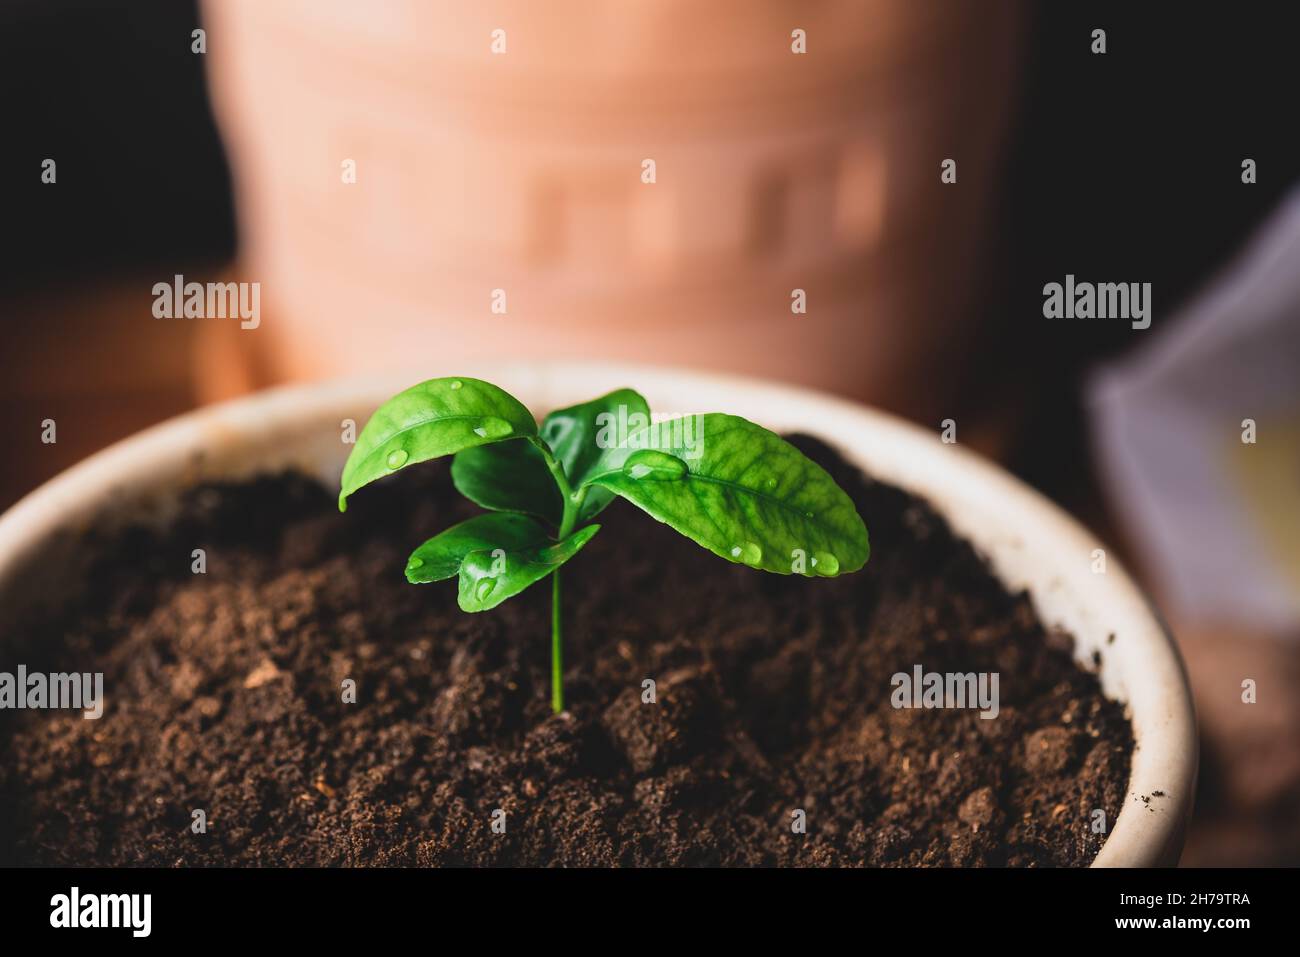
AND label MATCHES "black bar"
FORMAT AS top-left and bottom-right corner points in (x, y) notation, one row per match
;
(0, 866), (1282, 943)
